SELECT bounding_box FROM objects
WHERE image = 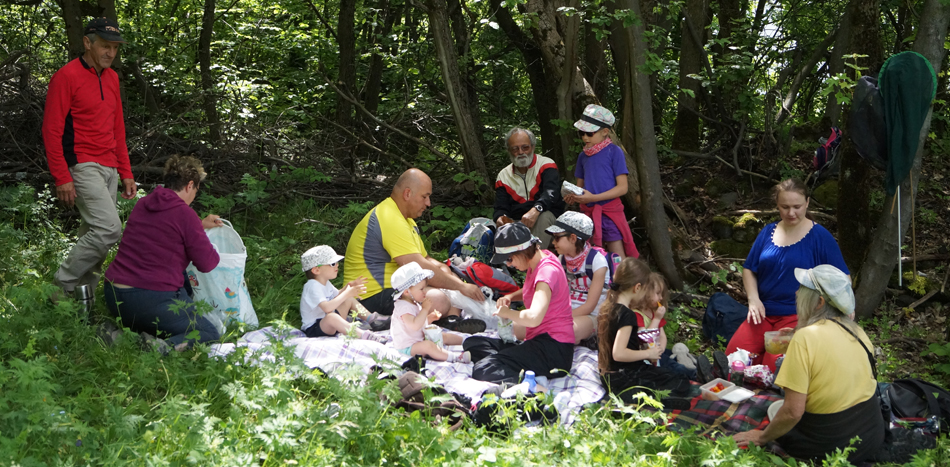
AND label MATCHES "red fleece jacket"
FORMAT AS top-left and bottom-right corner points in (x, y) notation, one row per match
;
(42, 57), (132, 186)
